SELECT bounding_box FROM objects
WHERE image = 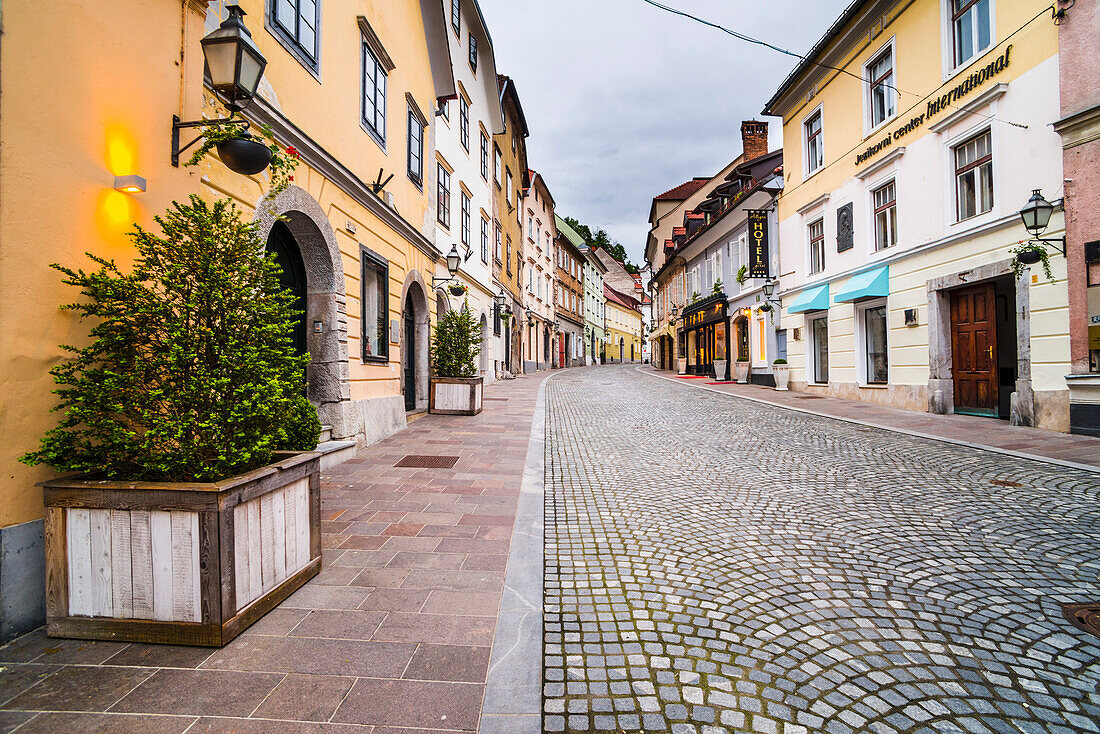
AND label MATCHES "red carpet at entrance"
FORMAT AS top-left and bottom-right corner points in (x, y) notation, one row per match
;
(676, 375), (707, 379)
